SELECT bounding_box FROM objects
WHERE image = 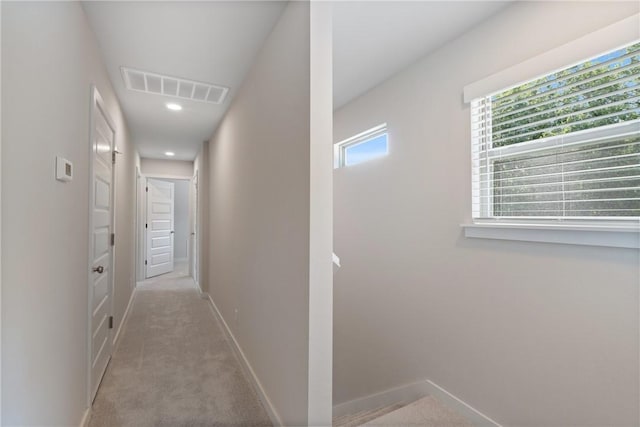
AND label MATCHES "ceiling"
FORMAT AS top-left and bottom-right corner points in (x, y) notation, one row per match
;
(83, 1), (287, 161)
(84, 1), (509, 160)
(333, 1), (511, 109)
